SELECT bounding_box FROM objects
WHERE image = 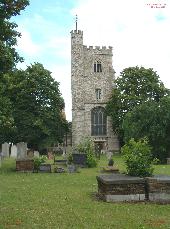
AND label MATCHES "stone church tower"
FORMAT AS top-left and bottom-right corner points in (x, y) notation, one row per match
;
(71, 26), (119, 152)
